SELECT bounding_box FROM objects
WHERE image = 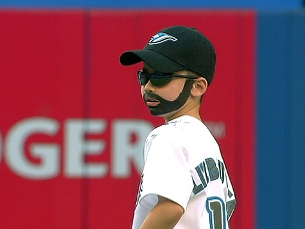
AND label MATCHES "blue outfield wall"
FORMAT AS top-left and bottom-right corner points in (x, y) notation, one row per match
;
(0, 0), (303, 10)
(257, 11), (305, 229)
